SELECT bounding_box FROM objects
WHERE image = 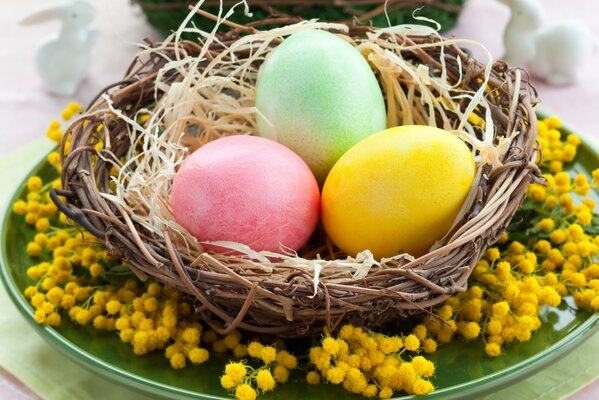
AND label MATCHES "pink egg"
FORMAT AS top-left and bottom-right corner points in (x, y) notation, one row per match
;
(170, 135), (320, 253)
